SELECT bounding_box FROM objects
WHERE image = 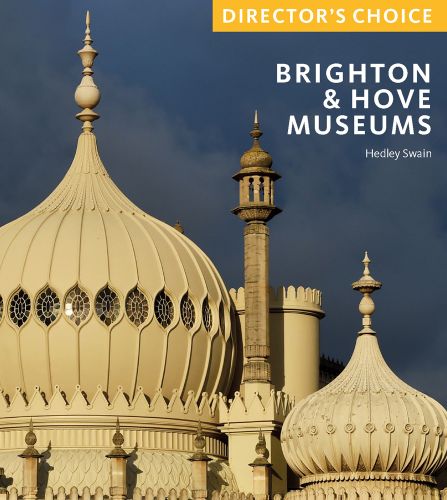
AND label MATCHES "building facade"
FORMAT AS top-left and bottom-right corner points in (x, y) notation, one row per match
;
(0, 12), (445, 500)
